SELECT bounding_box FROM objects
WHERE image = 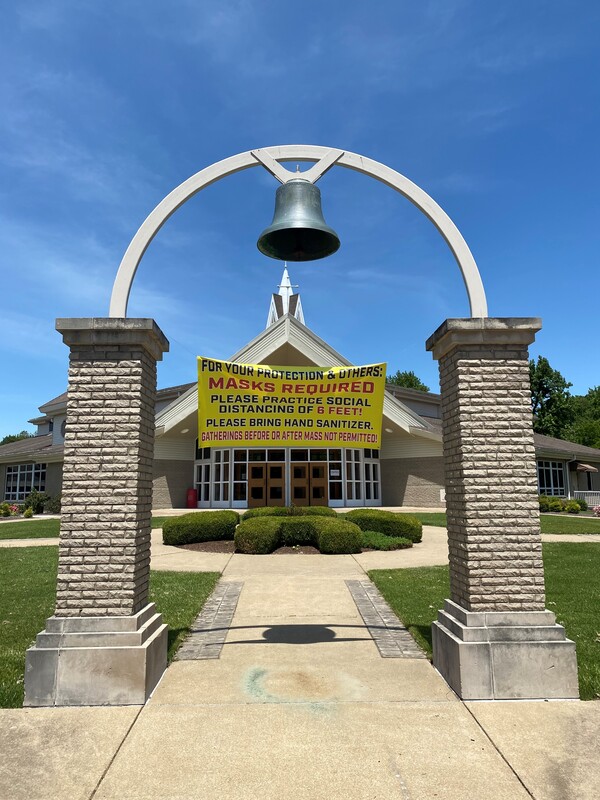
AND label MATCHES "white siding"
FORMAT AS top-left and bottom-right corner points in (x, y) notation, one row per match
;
(380, 432), (443, 459)
(53, 414), (66, 445)
(154, 436), (195, 460)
